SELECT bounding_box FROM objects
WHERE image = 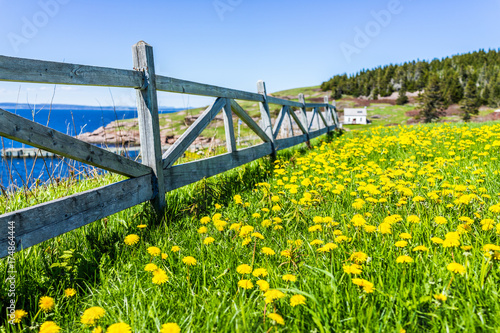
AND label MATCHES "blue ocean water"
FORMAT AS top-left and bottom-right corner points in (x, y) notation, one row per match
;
(0, 105), (179, 191)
